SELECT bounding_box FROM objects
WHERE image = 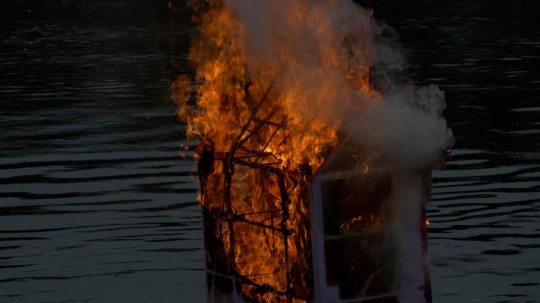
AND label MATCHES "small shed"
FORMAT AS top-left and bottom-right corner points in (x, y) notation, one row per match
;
(308, 135), (433, 302)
